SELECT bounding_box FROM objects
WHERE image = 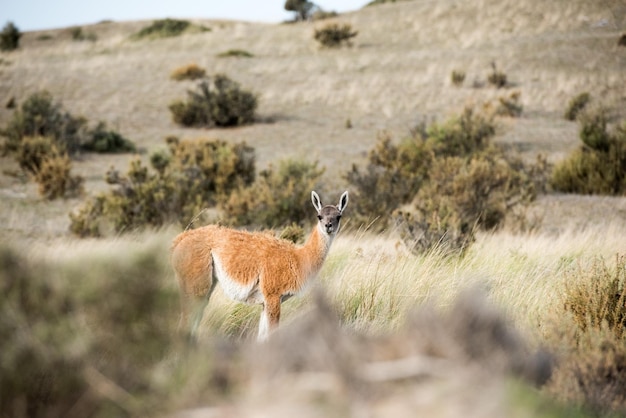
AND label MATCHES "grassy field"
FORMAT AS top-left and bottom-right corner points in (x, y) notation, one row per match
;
(2, 0), (626, 416)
